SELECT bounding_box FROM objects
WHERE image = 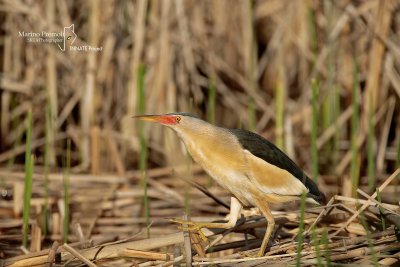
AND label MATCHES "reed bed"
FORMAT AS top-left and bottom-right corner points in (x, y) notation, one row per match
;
(0, 0), (400, 266)
(0, 168), (399, 266)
